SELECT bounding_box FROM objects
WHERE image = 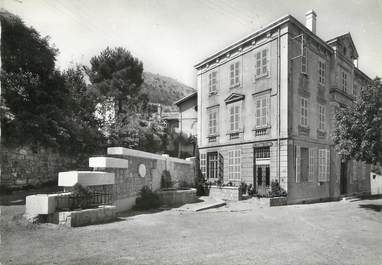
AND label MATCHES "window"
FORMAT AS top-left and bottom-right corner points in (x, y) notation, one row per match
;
(342, 71), (348, 92)
(228, 150), (241, 180)
(200, 153), (207, 178)
(319, 104), (325, 131)
(229, 103), (240, 132)
(300, 97), (309, 127)
(301, 46), (307, 74)
(255, 49), (269, 77)
(254, 147), (270, 159)
(318, 61), (326, 85)
(230, 61), (240, 87)
(208, 108), (218, 135)
(208, 71), (218, 94)
(318, 149), (329, 182)
(207, 152), (218, 179)
(255, 95), (270, 128)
